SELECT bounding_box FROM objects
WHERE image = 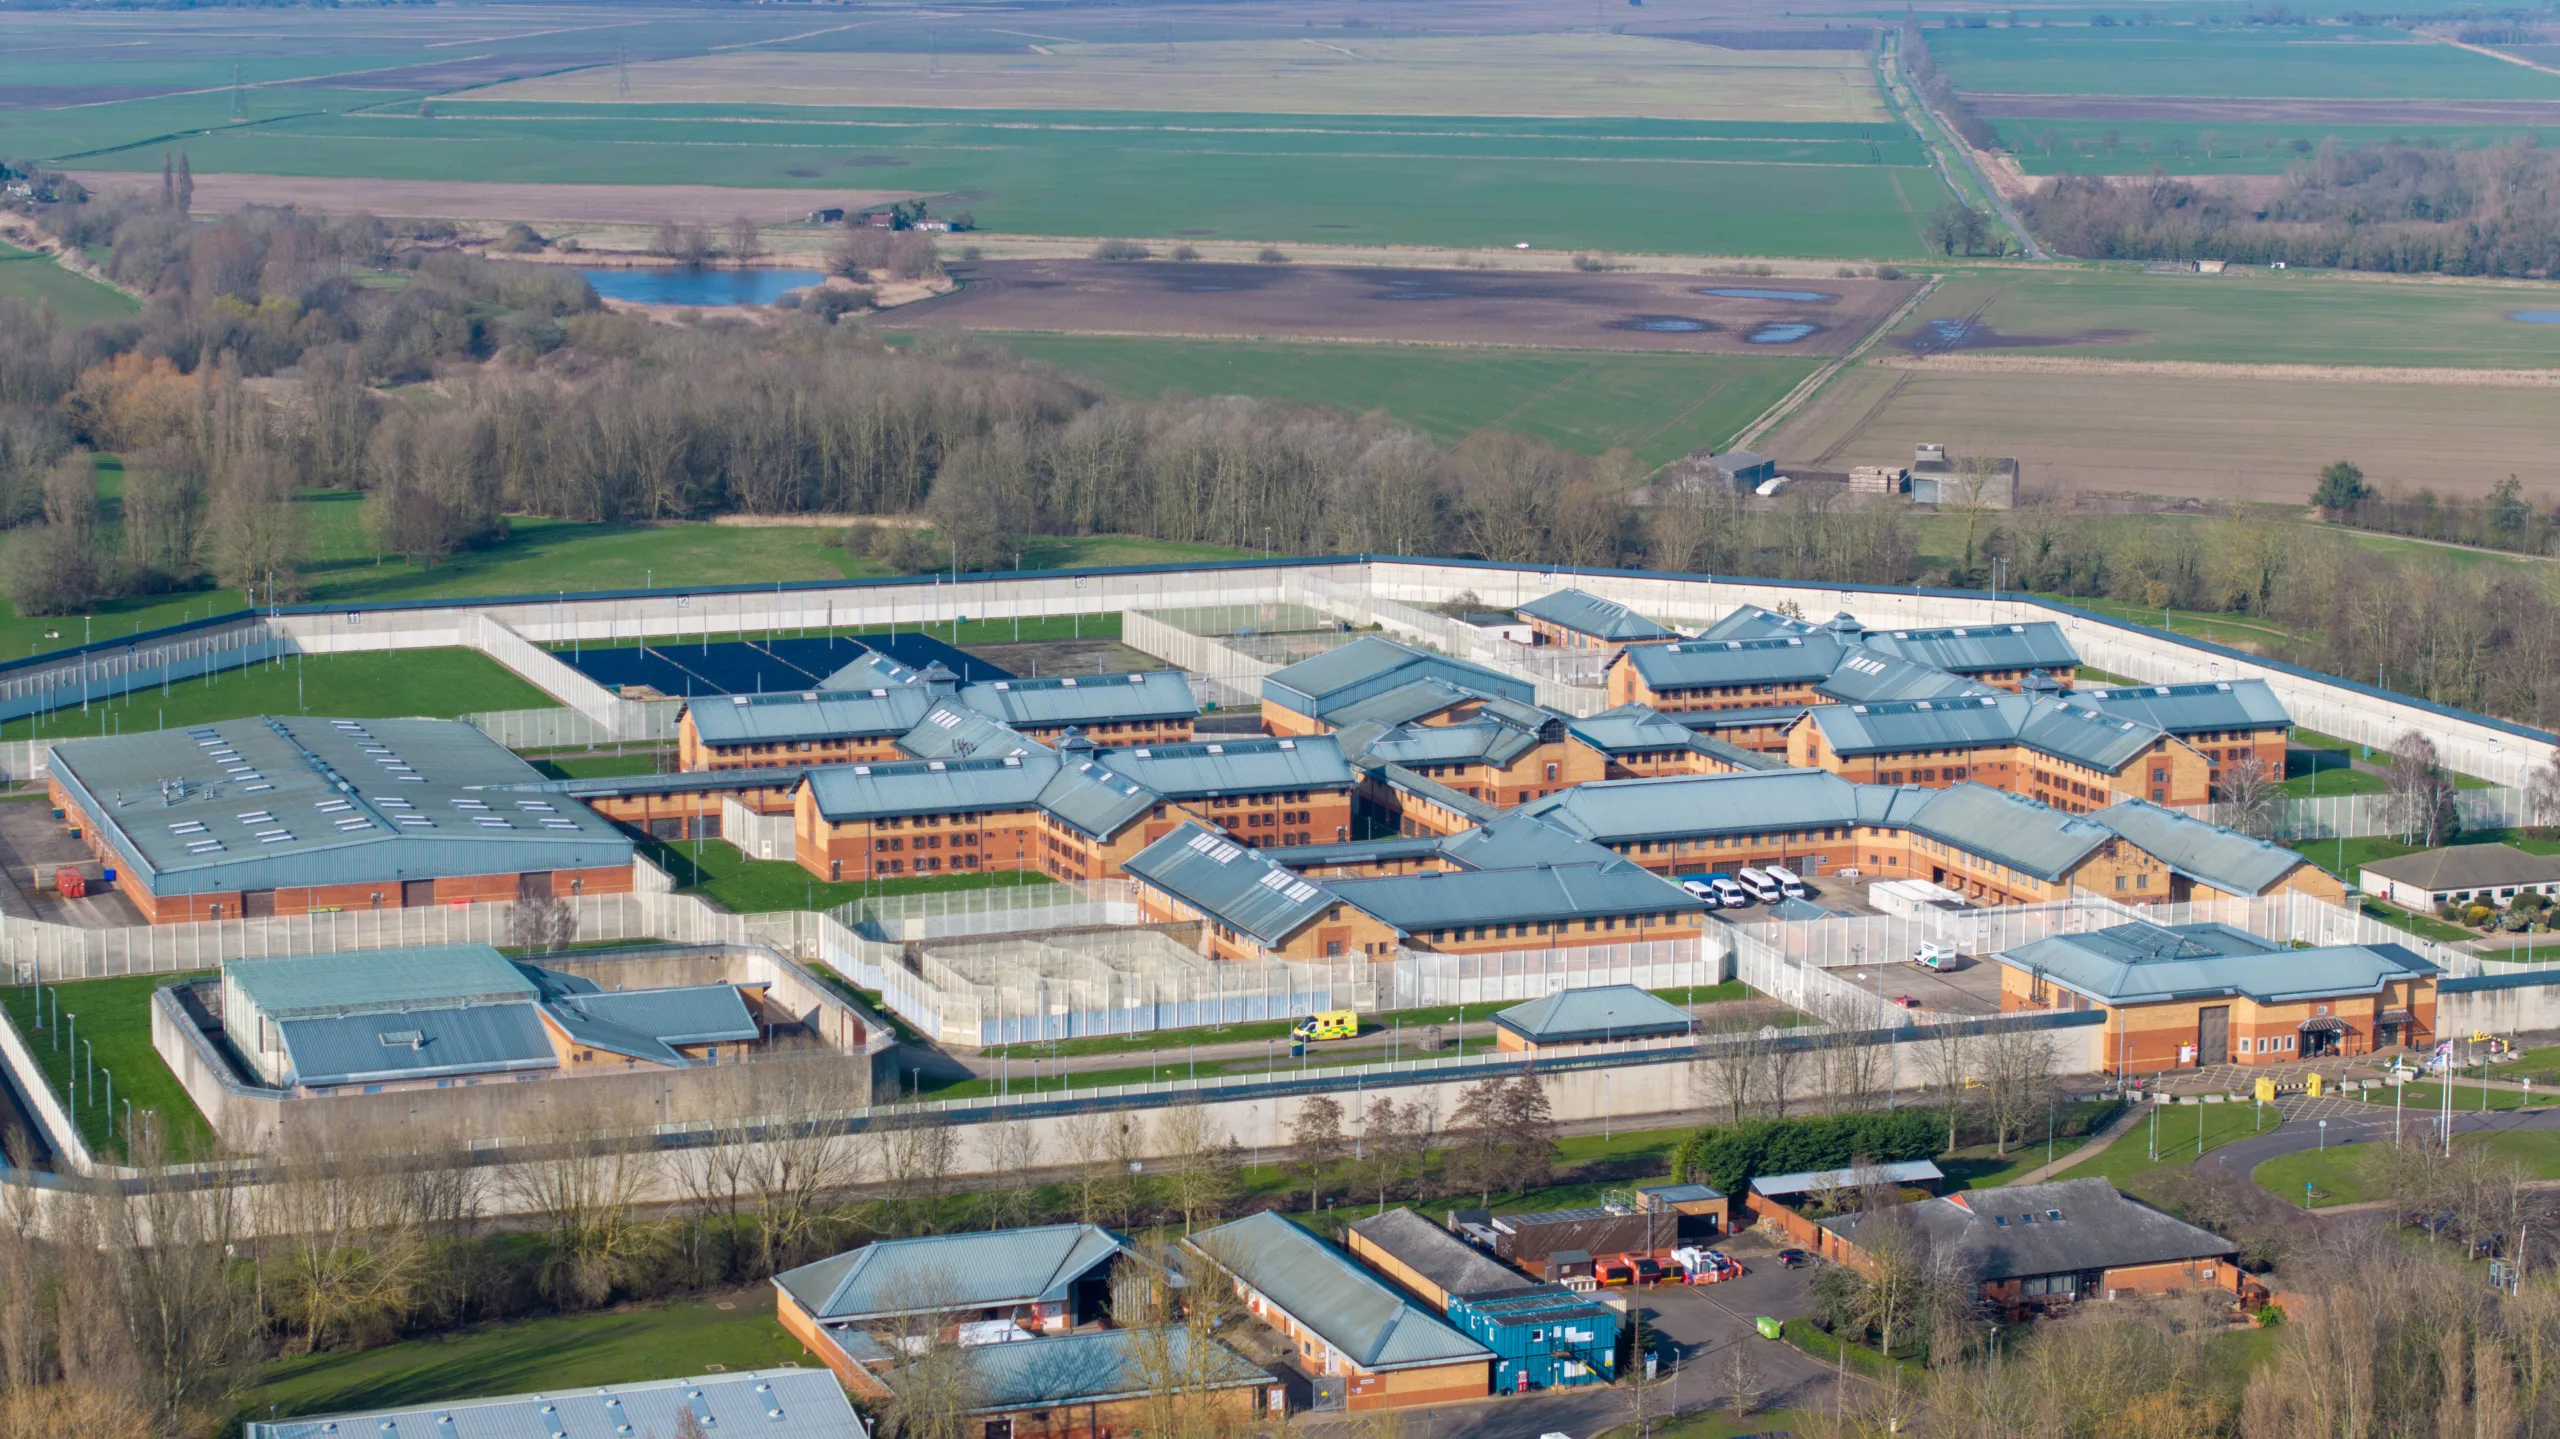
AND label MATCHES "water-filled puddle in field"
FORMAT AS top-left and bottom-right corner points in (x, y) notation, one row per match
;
(584, 268), (828, 307)
(1624, 317), (1710, 332)
(2514, 310), (2560, 324)
(1925, 318), (1979, 344)
(1697, 287), (1837, 303)
(1747, 322), (1820, 344)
